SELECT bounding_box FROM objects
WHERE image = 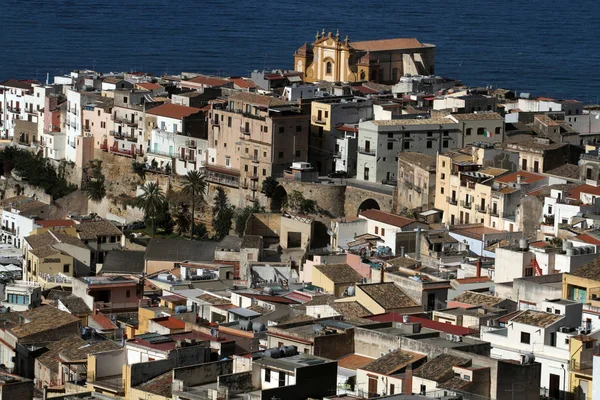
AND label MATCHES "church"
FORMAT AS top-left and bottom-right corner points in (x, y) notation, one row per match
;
(294, 30), (436, 84)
